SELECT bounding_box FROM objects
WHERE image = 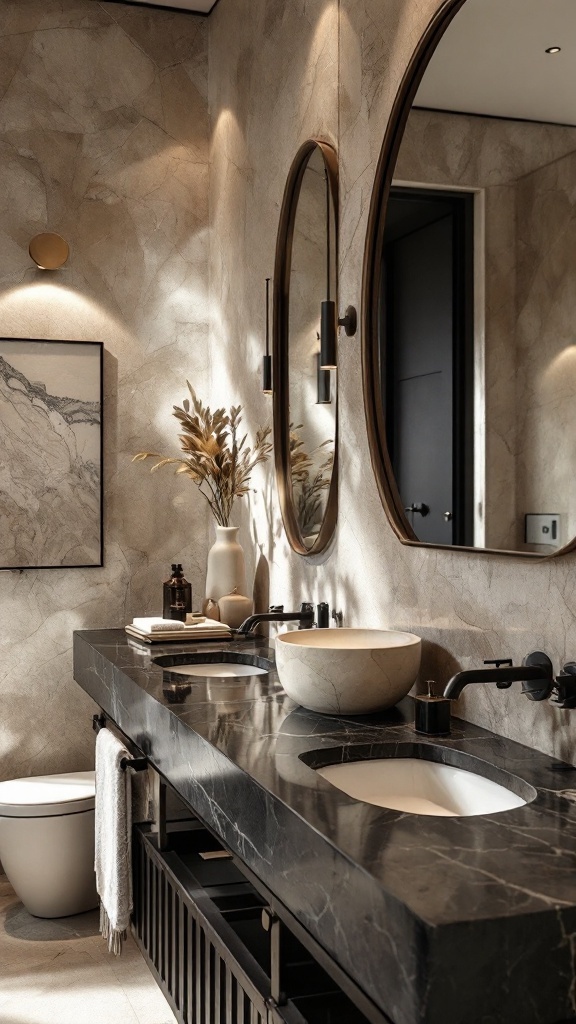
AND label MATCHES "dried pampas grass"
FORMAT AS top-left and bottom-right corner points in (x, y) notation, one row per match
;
(134, 384), (272, 527)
